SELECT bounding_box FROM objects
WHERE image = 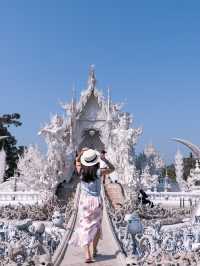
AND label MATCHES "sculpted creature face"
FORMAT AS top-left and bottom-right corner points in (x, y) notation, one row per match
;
(52, 115), (63, 127)
(36, 254), (53, 266)
(52, 211), (64, 227)
(119, 114), (130, 130)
